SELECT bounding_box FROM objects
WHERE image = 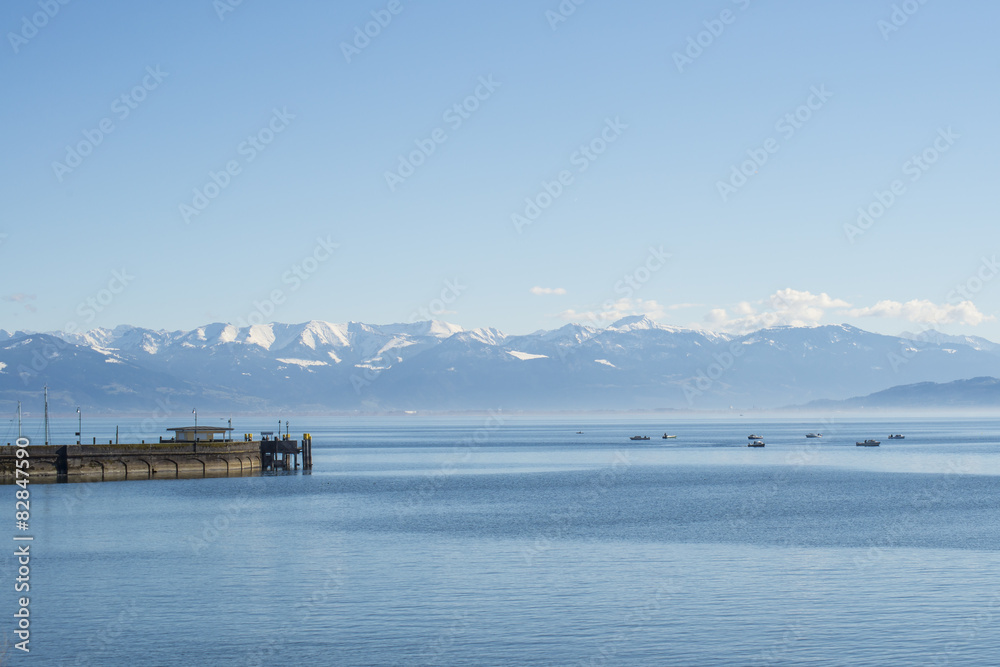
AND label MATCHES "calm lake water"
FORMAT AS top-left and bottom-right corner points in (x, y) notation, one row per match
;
(7, 416), (1000, 665)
